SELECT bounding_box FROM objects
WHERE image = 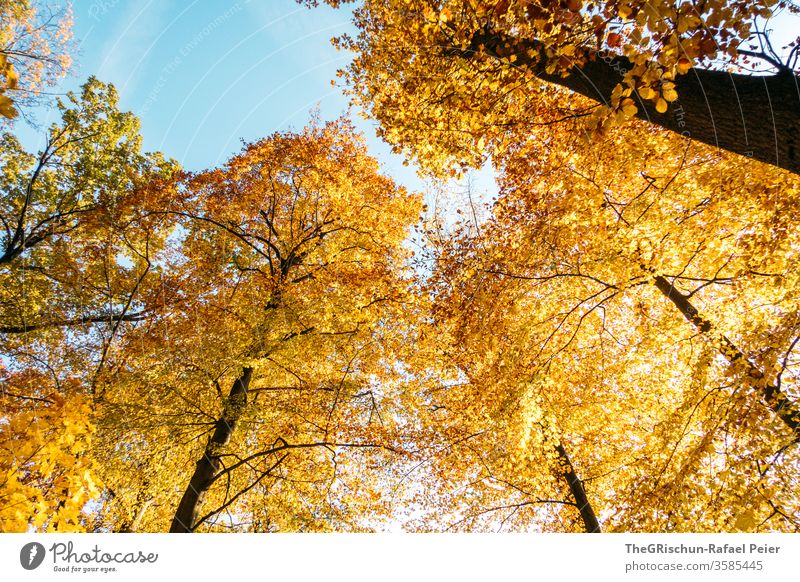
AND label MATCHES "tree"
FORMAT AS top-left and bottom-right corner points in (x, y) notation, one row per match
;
(90, 119), (423, 532)
(0, 77), (178, 371)
(307, 0), (800, 175)
(413, 114), (800, 531)
(0, 77), (178, 532)
(0, 0), (73, 119)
